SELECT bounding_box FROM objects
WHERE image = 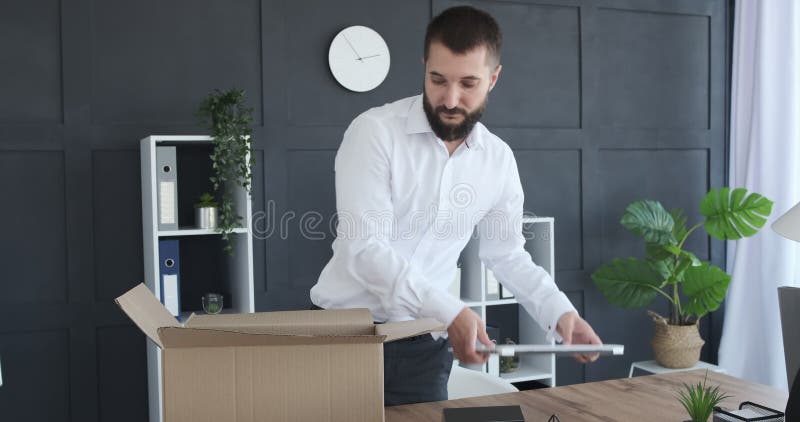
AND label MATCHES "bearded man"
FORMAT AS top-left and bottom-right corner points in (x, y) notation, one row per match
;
(310, 5), (602, 405)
